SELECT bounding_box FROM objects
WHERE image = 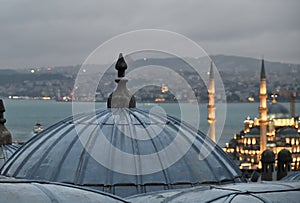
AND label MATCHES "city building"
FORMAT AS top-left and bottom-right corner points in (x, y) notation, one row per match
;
(223, 59), (300, 172)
